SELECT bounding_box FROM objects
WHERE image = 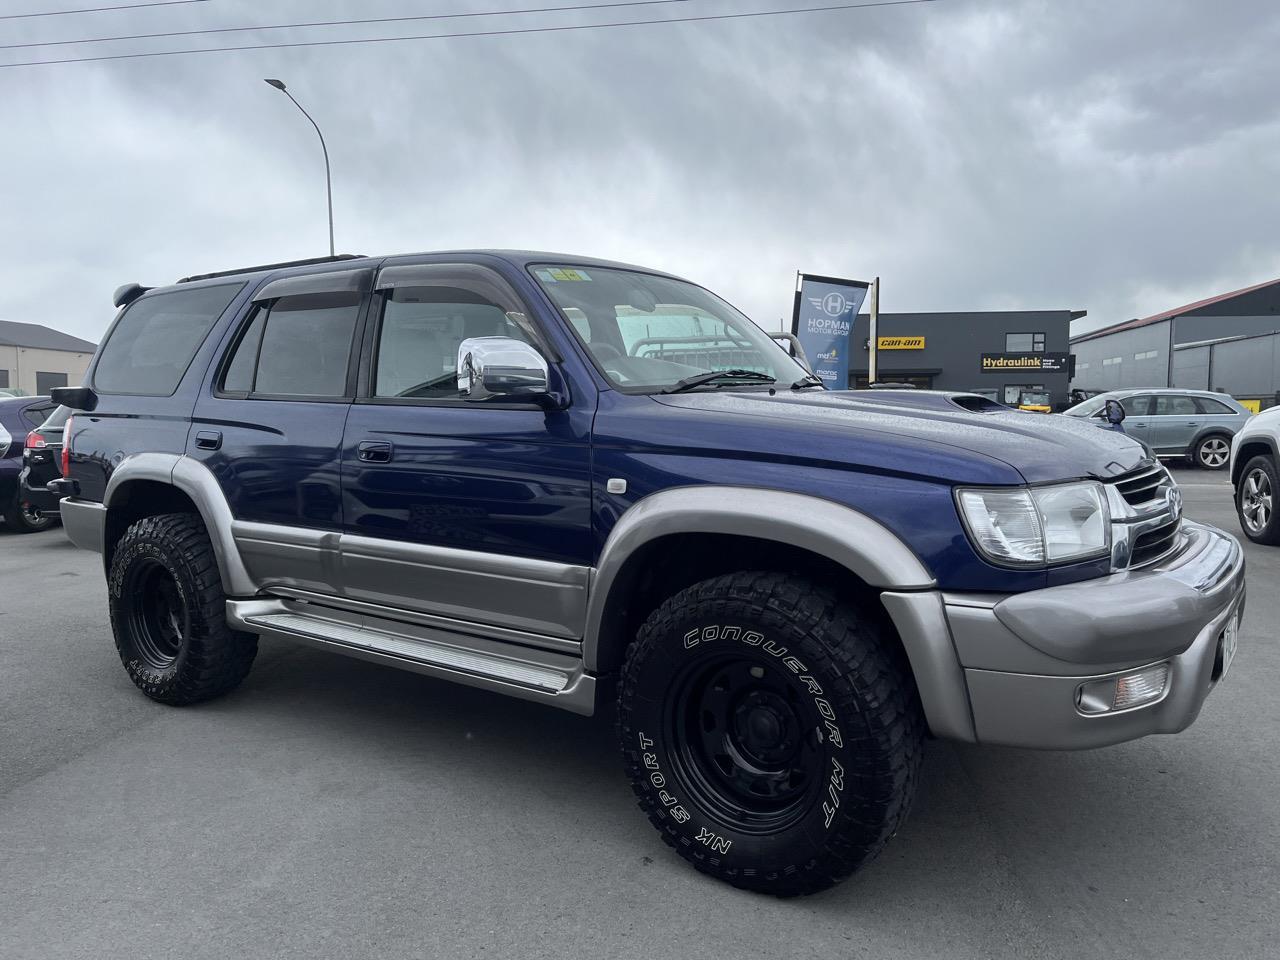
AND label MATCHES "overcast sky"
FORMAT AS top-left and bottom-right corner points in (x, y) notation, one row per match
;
(1, 0), (1276, 343)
